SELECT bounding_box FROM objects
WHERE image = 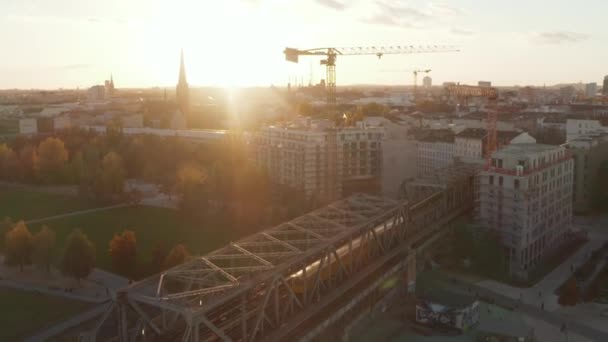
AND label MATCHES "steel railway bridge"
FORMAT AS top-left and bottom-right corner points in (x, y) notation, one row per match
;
(83, 164), (479, 342)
